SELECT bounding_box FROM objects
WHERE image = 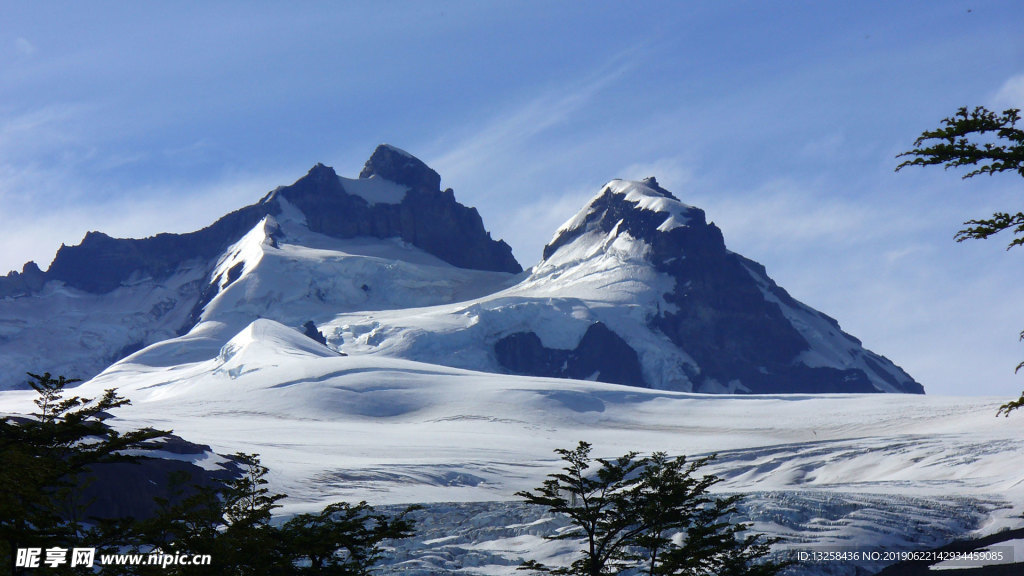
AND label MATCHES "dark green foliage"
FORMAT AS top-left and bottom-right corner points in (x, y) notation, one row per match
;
(997, 394), (1024, 417)
(897, 106), (1024, 249)
(135, 469), (226, 574)
(2, 376), (417, 575)
(517, 442), (786, 576)
(281, 501), (420, 575)
(126, 454), (283, 575)
(135, 454), (419, 575)
(632, 452), (721, 575)
(653, 495), (780, 576)
(218, 453), (287, 574)
(896, 106), (1024, 180)
(897, 106), (1024, 414)
(0, 372), (170, 574)
(185, 453), (286, 575)
(516, 442), (647, 575)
